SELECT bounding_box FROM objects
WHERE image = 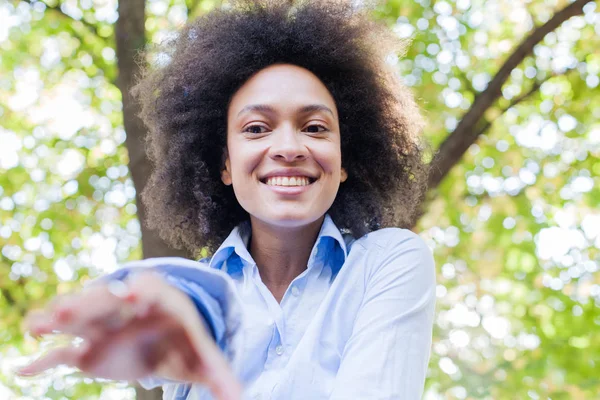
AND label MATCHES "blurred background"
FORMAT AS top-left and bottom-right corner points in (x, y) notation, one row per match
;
(0, 0), (598, 399)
